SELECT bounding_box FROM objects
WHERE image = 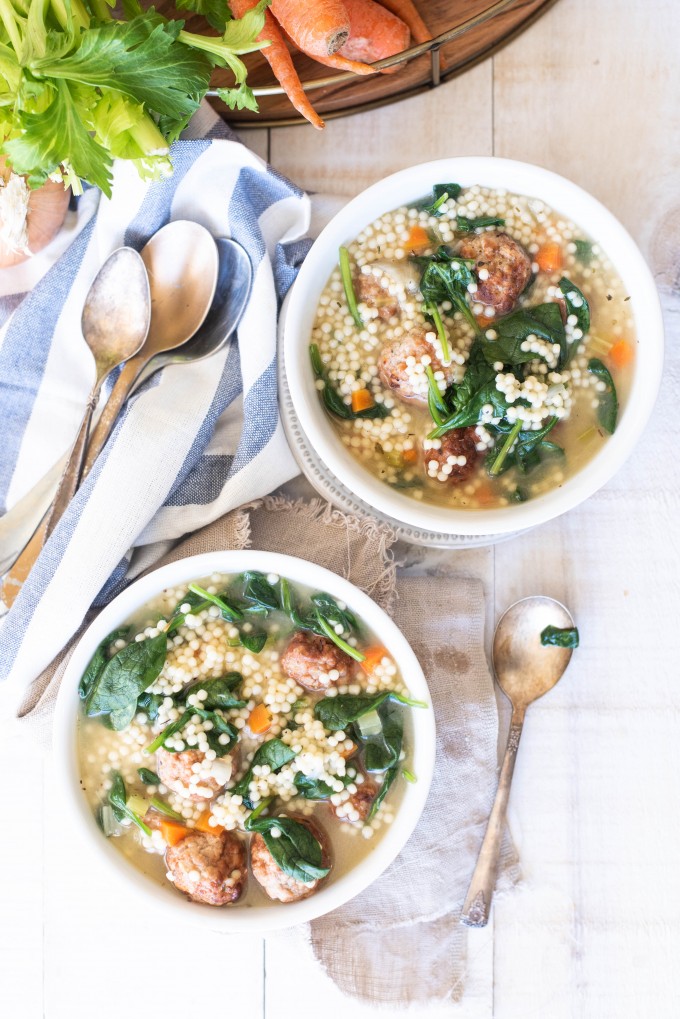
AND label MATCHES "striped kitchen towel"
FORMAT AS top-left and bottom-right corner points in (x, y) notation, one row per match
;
(0, 108), (310, 689)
